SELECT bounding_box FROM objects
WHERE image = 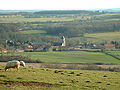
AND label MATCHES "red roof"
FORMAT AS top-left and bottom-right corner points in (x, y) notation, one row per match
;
(104, 44), (115, 47)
